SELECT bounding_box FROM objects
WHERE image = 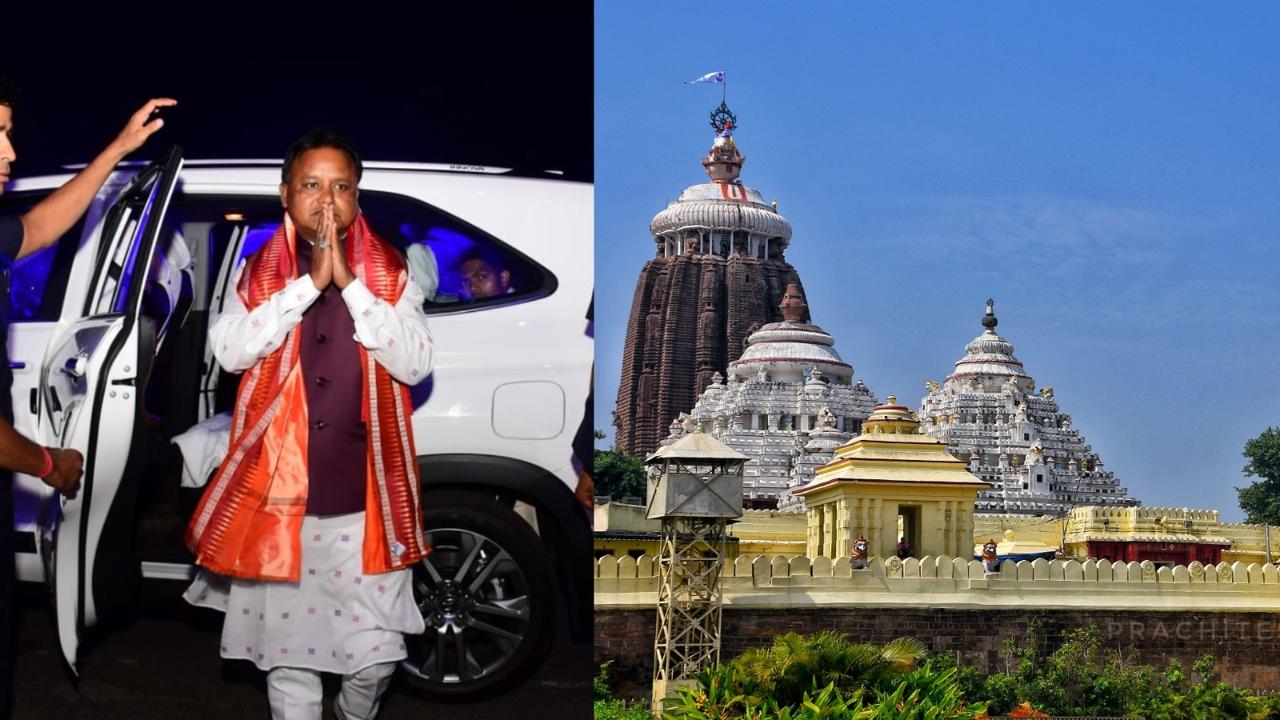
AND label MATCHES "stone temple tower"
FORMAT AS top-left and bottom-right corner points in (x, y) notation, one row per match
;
(614, 104), (809, 456)
(918, 300), (1139, 516)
